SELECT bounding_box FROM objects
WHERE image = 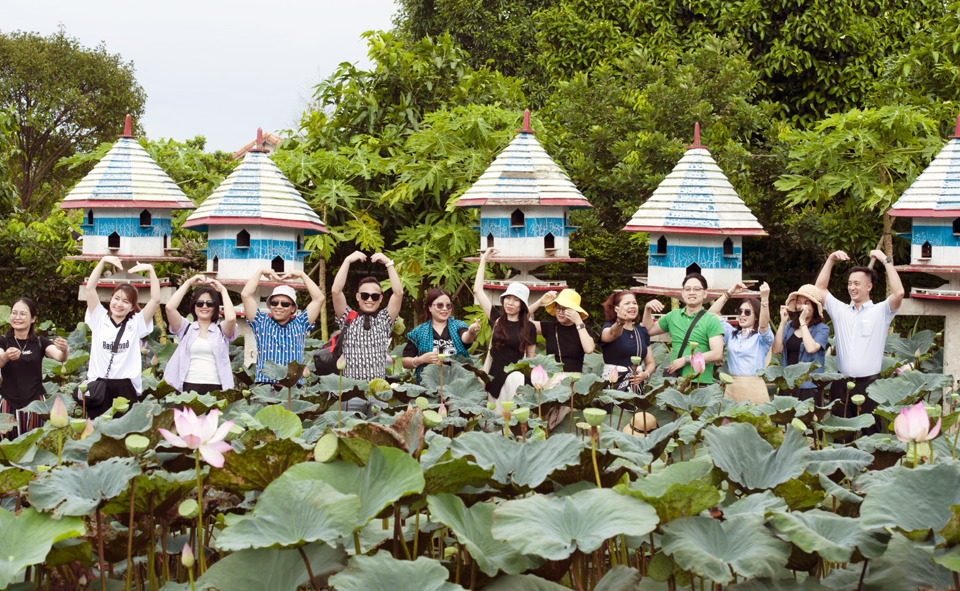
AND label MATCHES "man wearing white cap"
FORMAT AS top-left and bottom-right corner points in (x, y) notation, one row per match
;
(241, 267), (324, 384)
